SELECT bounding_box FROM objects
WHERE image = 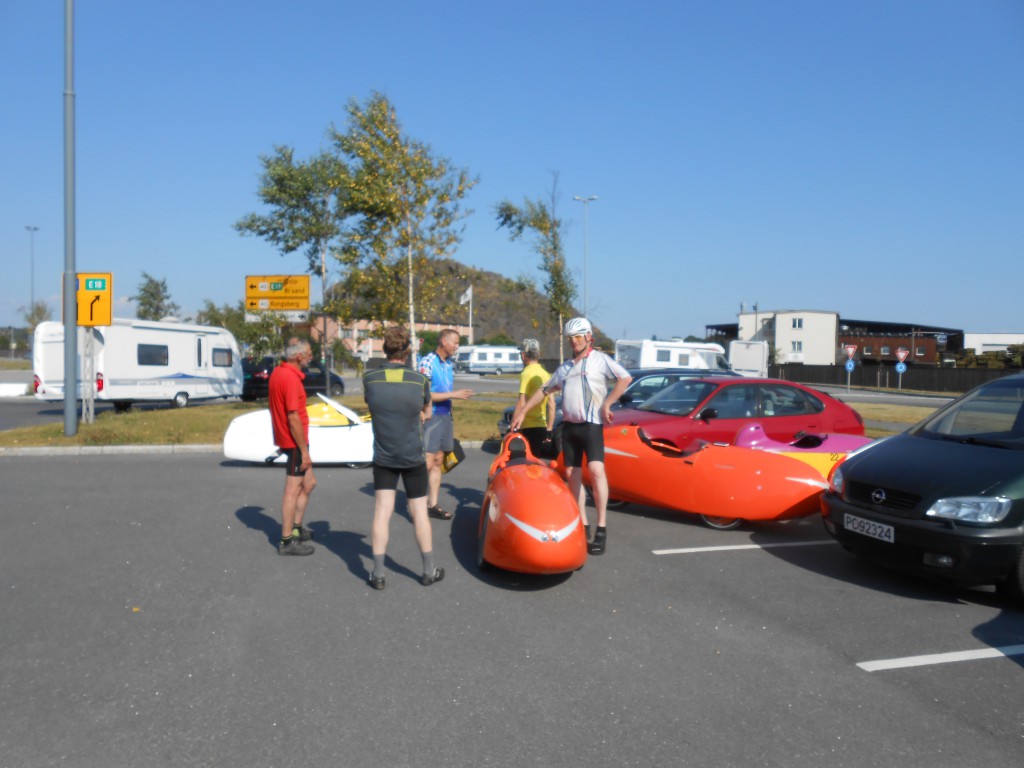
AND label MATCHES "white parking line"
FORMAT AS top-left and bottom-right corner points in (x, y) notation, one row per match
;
(857, 644), (1024, 672)
(652, 540), (835, 555)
